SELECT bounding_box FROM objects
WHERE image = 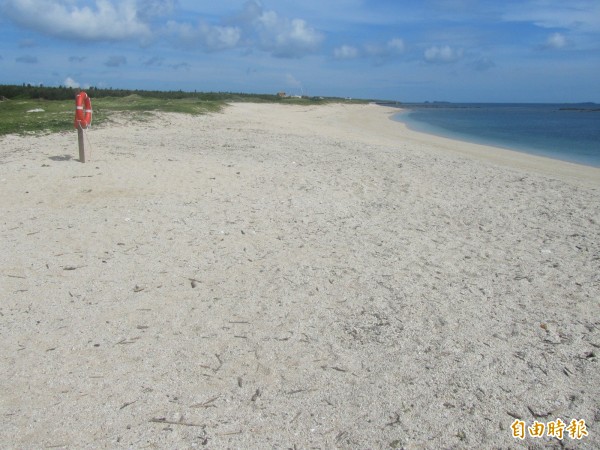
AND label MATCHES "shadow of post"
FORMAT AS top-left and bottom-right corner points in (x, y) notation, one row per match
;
(49, 155), (73, 162)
